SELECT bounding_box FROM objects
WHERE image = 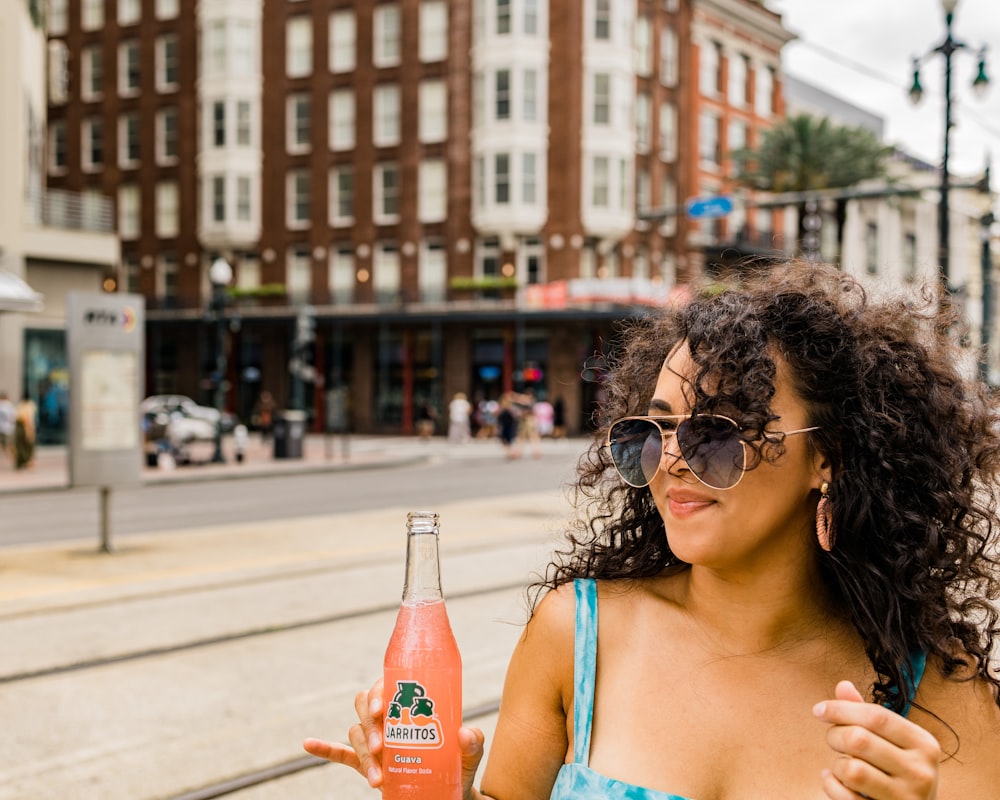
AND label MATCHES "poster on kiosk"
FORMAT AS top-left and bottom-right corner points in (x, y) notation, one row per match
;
(67, 292), (145, 489)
